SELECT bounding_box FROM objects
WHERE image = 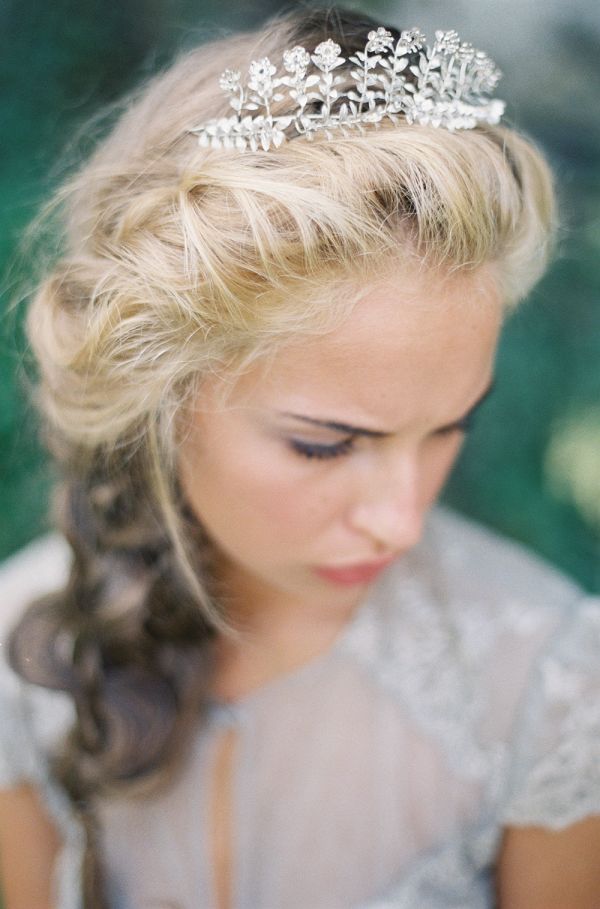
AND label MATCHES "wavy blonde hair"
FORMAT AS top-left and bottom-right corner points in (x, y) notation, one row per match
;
(9, 6), (556, 906)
